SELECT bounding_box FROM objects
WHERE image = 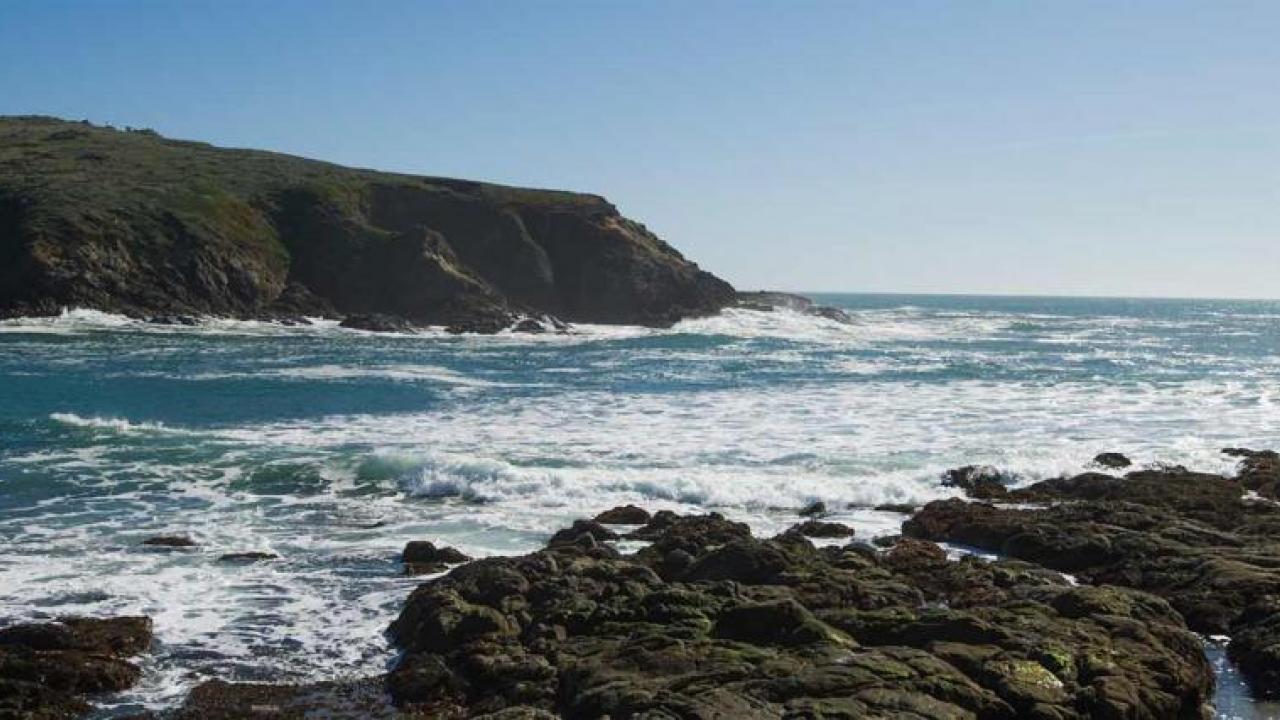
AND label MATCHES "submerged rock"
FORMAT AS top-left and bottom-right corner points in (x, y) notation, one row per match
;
(217, 551), (278, 563)
(141, 535), (197, 547)
(941, 465), (1014, 499)
(0, 616), (152, 718)
(798, 500), (827, 517)
(338, 313), (416, 333)
(735, 291), (852, 323)
(873, 502), (918, 514)
(1091, 451), (1132, 469)
(508, 316), (571, 335)
(146, 314), (200, 326)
